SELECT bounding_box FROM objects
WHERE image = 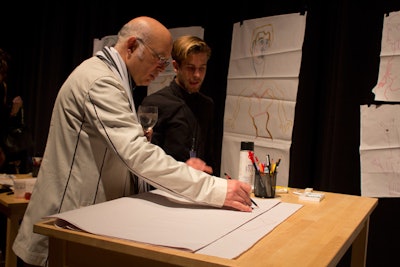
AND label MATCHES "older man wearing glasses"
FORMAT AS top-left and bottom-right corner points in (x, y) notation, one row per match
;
(12, 16), (253, 267)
